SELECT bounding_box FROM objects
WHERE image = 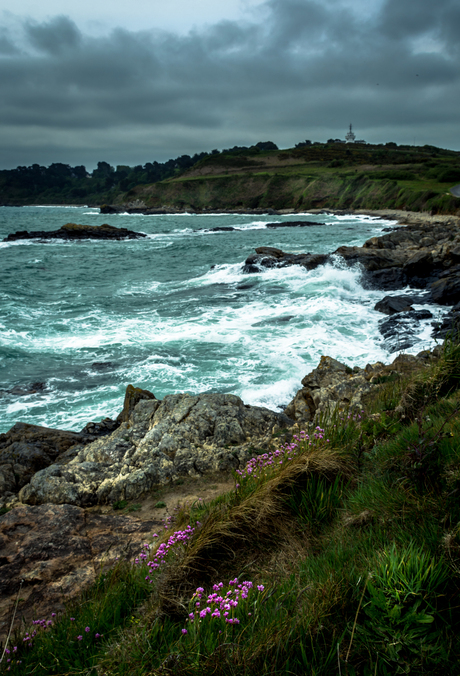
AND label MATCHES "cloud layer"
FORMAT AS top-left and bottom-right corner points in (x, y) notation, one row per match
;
(1, 0), (459, 168)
